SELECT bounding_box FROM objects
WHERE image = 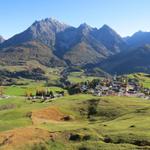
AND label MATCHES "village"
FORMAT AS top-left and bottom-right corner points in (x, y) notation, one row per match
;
(66, 75), (150, 100)
(0, 75), (150, 101)
(81, 76), (150, 99)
